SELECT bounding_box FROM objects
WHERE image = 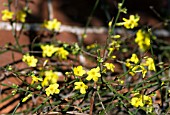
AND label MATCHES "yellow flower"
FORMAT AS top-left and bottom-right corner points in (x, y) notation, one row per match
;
(131, 94), (144, 107)
(131, 93), (152, 108)
(110, 40), (121, 50)
(86, 43), (97, 50)
(104, 63), (115, 72)
(55, 47), (69, 60)
(118, 79), (124, 84)
(143, 95), (152, 106)
(74, 81), (88, 94)
(45, 70), (58, 83)
(45, 83), (60, 96)
(86, 67), (101, 82)
(125, 59), (132, 68)
(123, 15), (140, 29)
(73, 66), (86, 77)
(22, 54), (38, 67)
(22, 93), (32, 102)
(108, 20), (112, 27)
(1, 9), (14, 21)
(125, 54), (149, 77)
(31, 76), (43, 84)
(130, 54), (139, 64)
(41, 45), (58, 57)
(139, 65), (147, 78)
(129, 65), (139, 76)
(43, 19), (61, 31)
(108, 40), (121, 56)
(41, 70), (59, 87)
(112, 35), (121, 39)
(116, 15), (140, 29)
(16, 10), (27, 22)
(112, 55), (116, 59)
(145, 57), (156, 71)
(135, 29), (150, 52)
(41, 77), (49, 87)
